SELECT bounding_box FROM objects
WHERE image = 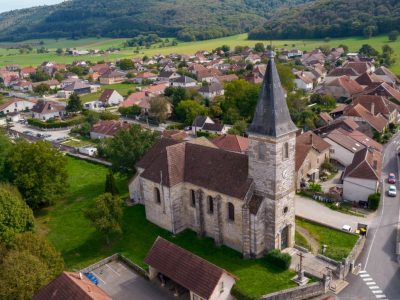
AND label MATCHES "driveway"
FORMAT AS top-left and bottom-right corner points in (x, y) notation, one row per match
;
(295, 195), (374, 230)
(10, 122), (70, 140)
